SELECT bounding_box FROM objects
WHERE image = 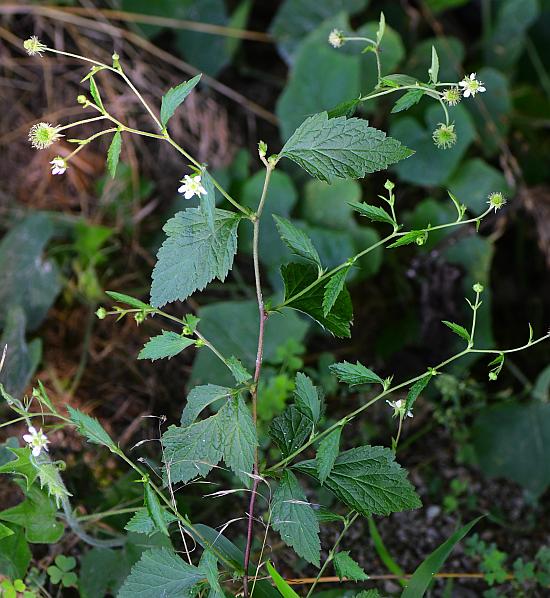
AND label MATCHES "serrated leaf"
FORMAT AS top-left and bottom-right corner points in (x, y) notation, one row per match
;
(442, 320), (471, 343)
(106, 130), (122, 178)
(429, 45), (439, 83)
(227, 356), (252, 384)
(162, 417), (223, 485)
(220, 395), (257, 485)
(316, 427), (341, 485)
(280, 112), (413, 183)
(314, 506), (345, 523)
(349, 201), (395, 226)
(199, 169), (216, 232)
(405, 374), (433, 412)
(294, 372), (321, 424)
(138, 331), (195, 361)
(281, 263), (353, 337)
(333, 551), (369, 581)
(391, 88), (424, 114)
(117, 548), (204, 598)
(180, 385), (232, 427)
(151, 208), (241, 308)
(124, 508), (178, 537)
(269, 405), (313, 459)
(271, 471), (321, 566)
(67, 406), (115, 450)
(0, 448), (38, 491)
(322, 267), (350, 317)
(144, 485), (169, 537)
(89, 76), (104, 111)
(329, 361), (383, 387)
(327, 98), (360, 119)
(402, 518), (481, 597)
(266, 561), (300, 598)
(273, 215), (322, 269)
(106, 291), (152, 310)
(199, 550), (224, 598)
(387, 230), (427, 248)
(160, 74), (202, 127)
(295, 445), (422, 516)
